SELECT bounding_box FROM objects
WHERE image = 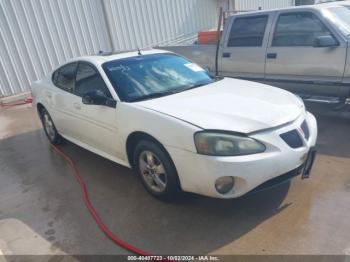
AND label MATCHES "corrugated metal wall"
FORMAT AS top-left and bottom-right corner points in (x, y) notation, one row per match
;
(103, 0), (219, 50)
(0, 0), (111, 97)
(0, 0), (219, 98)
(233, 0), (295, 11)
